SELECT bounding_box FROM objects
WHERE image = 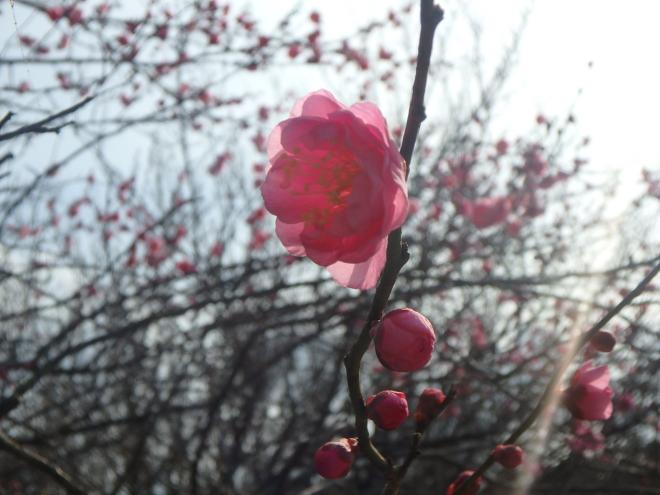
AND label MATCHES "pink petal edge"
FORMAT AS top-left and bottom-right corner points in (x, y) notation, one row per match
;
(290, 89), (344, 119)
(327, 238), (387, 289)
(349, 101), (391, 144)
(275, 220), (306, 257)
